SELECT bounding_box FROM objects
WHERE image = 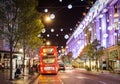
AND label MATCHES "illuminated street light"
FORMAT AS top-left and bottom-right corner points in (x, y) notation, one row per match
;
(43, 14), (55, 24)
(45, 15), (51, 22)
(46, 41), (51, 45)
